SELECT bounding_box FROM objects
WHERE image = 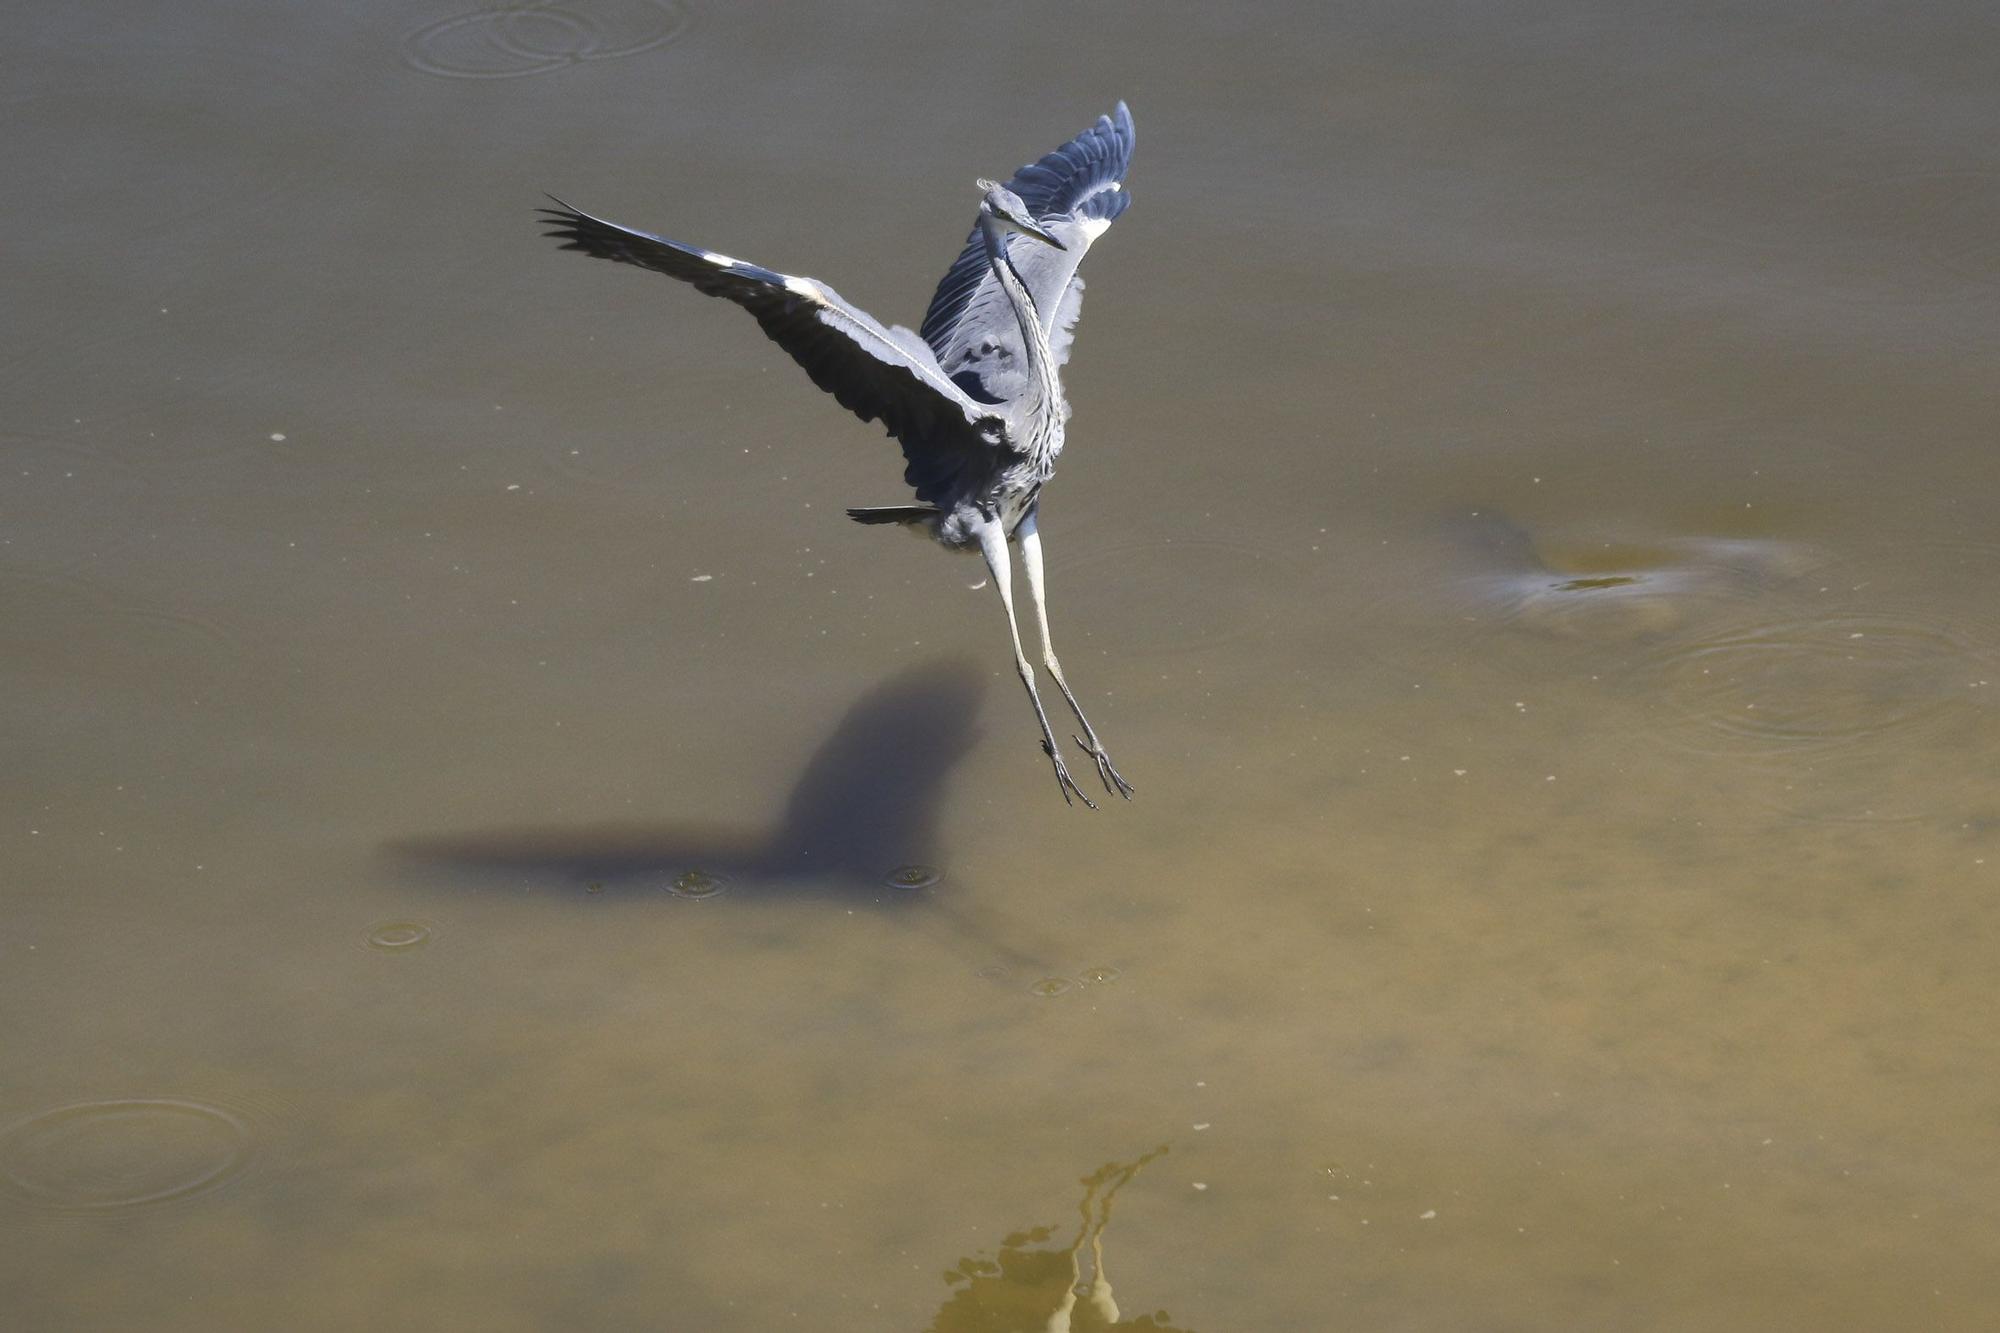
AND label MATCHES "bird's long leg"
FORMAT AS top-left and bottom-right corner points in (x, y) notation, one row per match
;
(1017, 511), (1133, 799)
(978, 521), (1094, 809)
